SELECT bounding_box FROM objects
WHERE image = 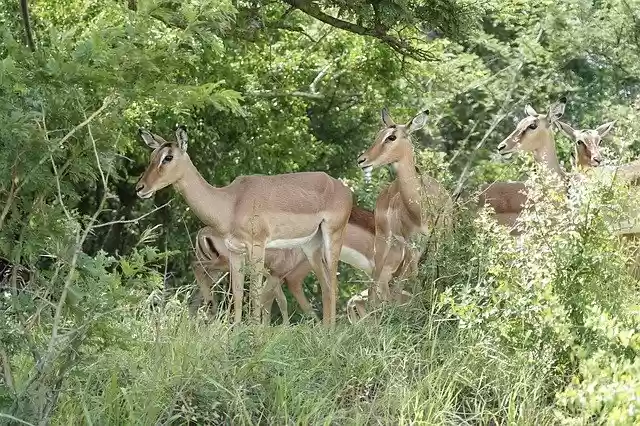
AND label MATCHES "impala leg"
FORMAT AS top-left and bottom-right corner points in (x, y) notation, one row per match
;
(193, 260), (221, 318)
(392, 245), (419, 302)
(248, 243), (267, 325)
(371, 230), (391, 305)
(228, 252), (245, 324)
(302, 233), (332, 324)
(286, 275), (319, 322)
(320, 222), (346, 327)
(375, 236), (404, 303)
(269, 277), (290, 326)
(260, 277), (278, 326)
